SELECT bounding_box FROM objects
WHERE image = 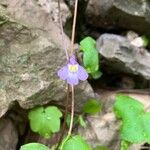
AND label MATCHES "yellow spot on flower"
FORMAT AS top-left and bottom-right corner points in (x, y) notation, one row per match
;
(68, 64), (78, 72)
